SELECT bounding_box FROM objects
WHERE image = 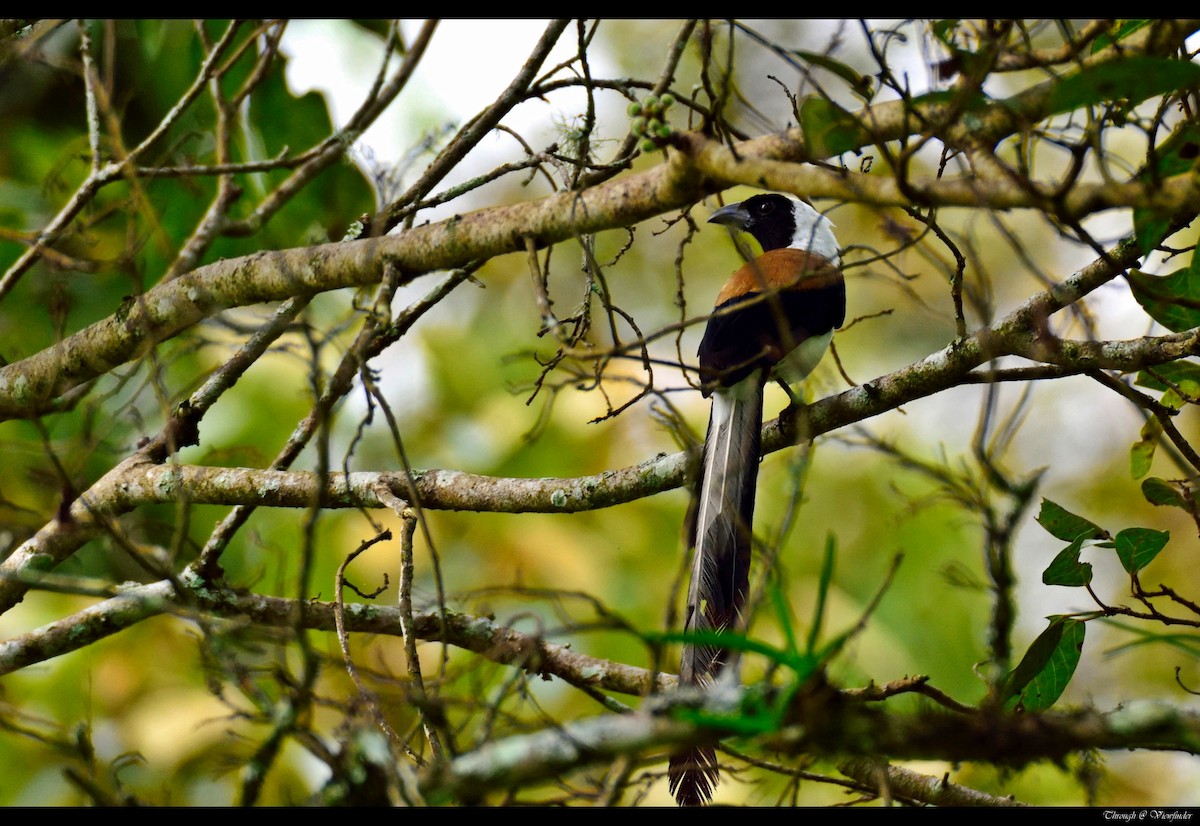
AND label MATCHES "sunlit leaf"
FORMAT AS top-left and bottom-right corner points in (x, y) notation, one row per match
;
(1164, 385), (1191, 410)
(1130, 418), (1160, 479)
(1002, 616), (1086, 711)
(1178, 378), (1200, 397)
(1114, 527), (1170, 574)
